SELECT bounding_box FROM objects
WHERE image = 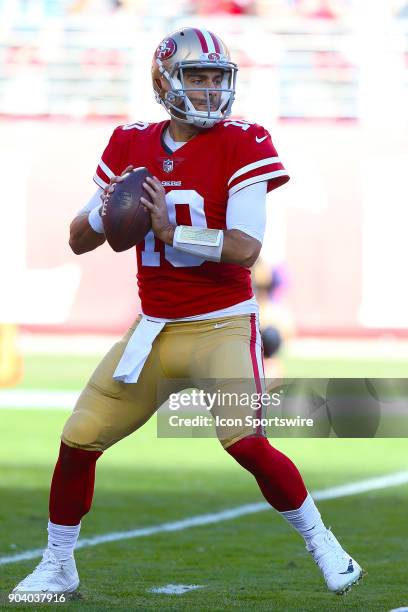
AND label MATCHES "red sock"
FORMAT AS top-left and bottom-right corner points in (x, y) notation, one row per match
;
(49, 441), (102, 525)
(226, 436), (307, 511)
